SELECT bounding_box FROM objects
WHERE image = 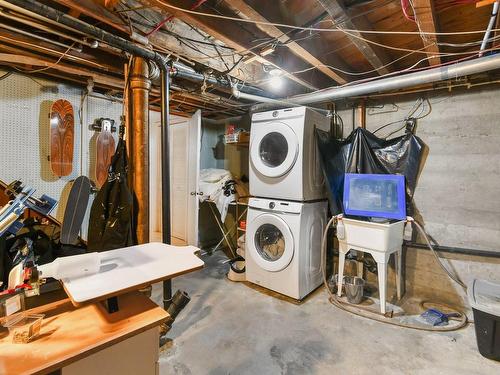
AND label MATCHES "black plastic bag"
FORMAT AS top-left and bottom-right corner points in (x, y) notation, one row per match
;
(87, 138), (134, 252)
(316, 127), (425, 216)
(0, 219), (58, 288)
